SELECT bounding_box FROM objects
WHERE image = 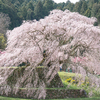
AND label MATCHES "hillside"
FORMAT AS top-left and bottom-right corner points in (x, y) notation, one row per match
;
(0, 0), (100, 30)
